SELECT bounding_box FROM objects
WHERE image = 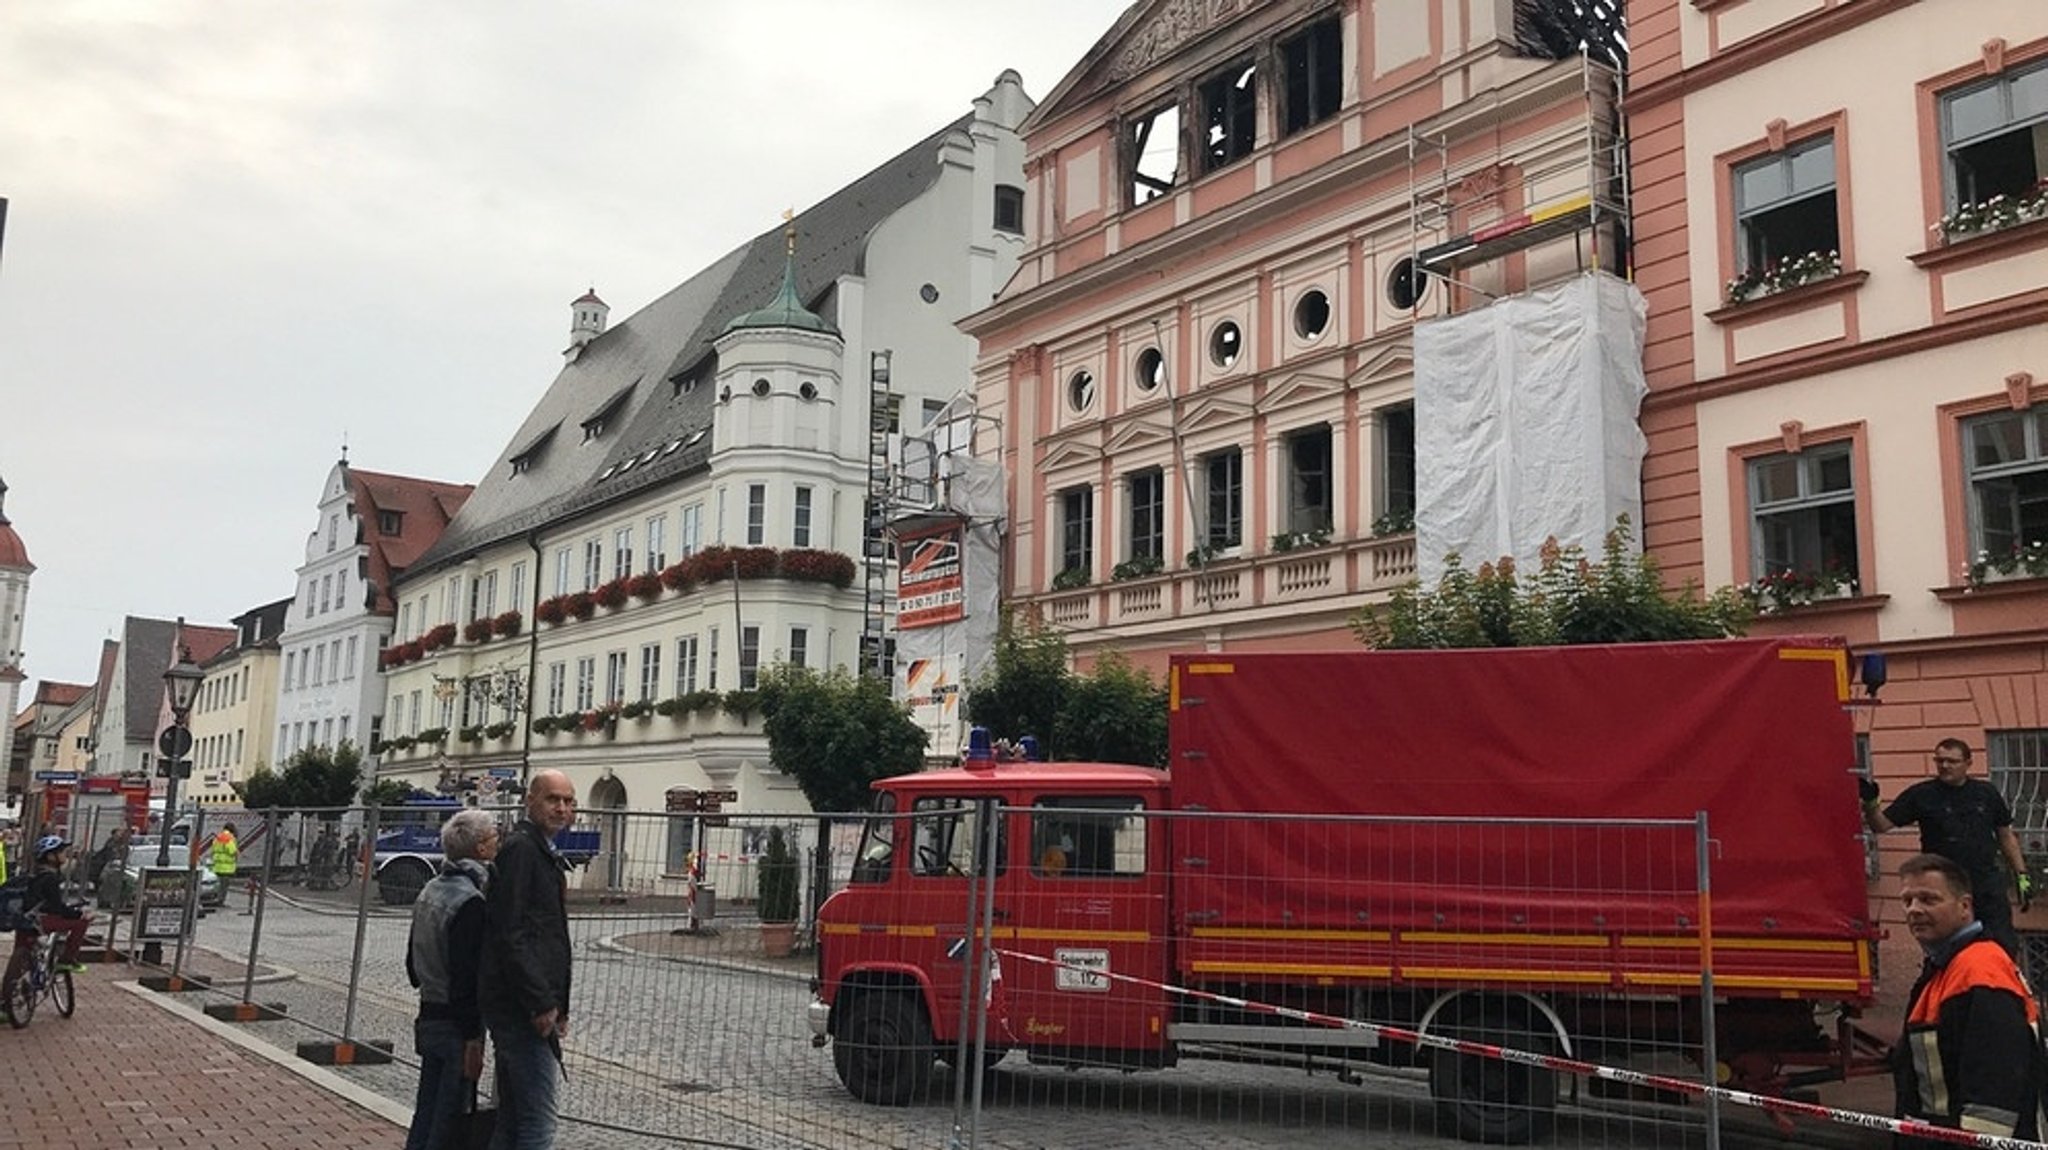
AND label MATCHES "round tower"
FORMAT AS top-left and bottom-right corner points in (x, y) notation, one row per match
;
(0, 474), (35, 797)
(569, 287), (610, 352)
